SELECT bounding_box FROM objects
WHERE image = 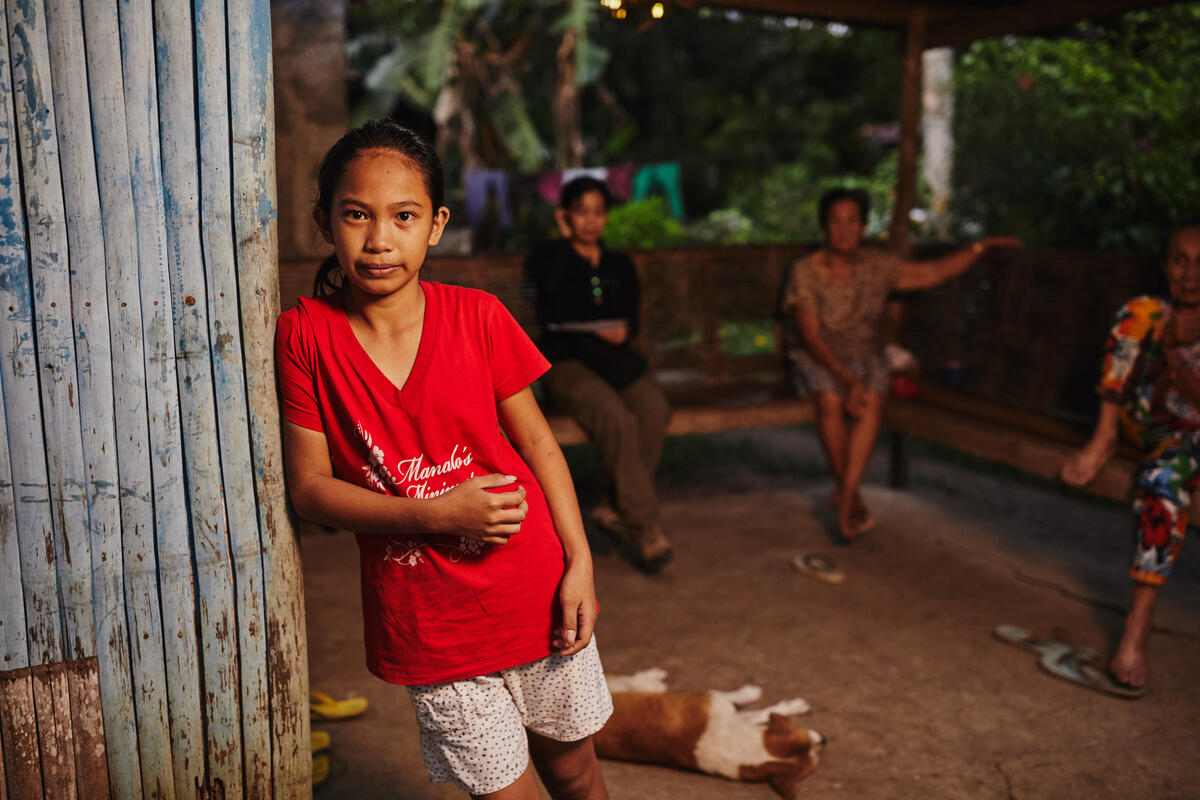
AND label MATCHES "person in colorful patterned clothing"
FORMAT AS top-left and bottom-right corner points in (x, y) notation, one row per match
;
(1062, 222), (1200, 692)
